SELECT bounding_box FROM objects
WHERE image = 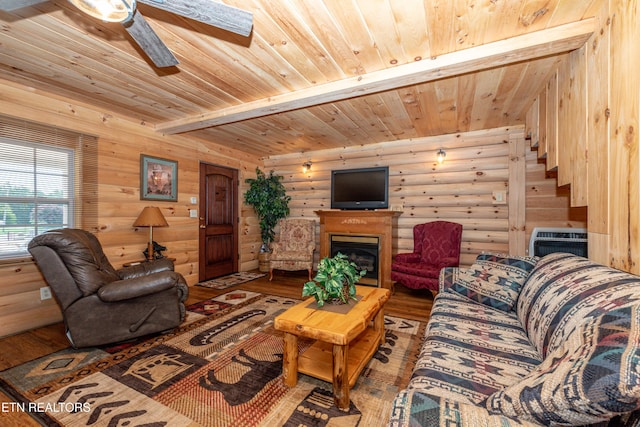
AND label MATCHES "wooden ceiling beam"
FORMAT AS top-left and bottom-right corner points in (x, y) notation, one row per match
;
(155, 18), (594, 135)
